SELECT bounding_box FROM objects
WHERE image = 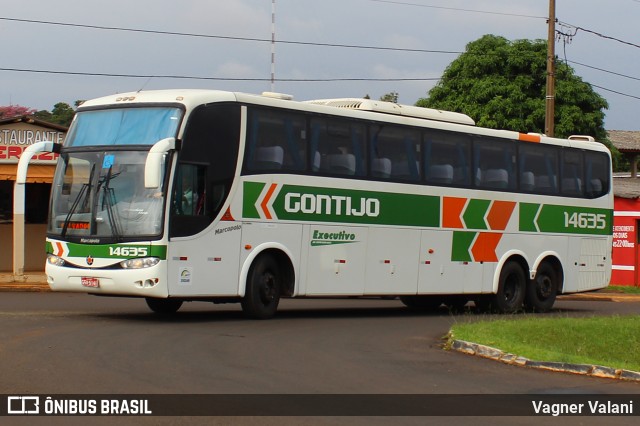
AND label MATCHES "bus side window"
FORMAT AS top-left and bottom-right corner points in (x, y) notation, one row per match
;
(246, 109), (306, 172)
(312, 117), (366, 177)
(519, 143), (559, 195)
(370, 126), (420, 181)
(585, 151), (610, 198)
(561, 149), (584, 197)
(474, 137), (516, 190)
(425, 131), (471, 186)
